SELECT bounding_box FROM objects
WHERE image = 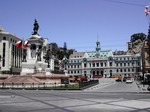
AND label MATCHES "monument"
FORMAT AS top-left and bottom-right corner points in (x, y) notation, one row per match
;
(21, 19), (51, 75)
